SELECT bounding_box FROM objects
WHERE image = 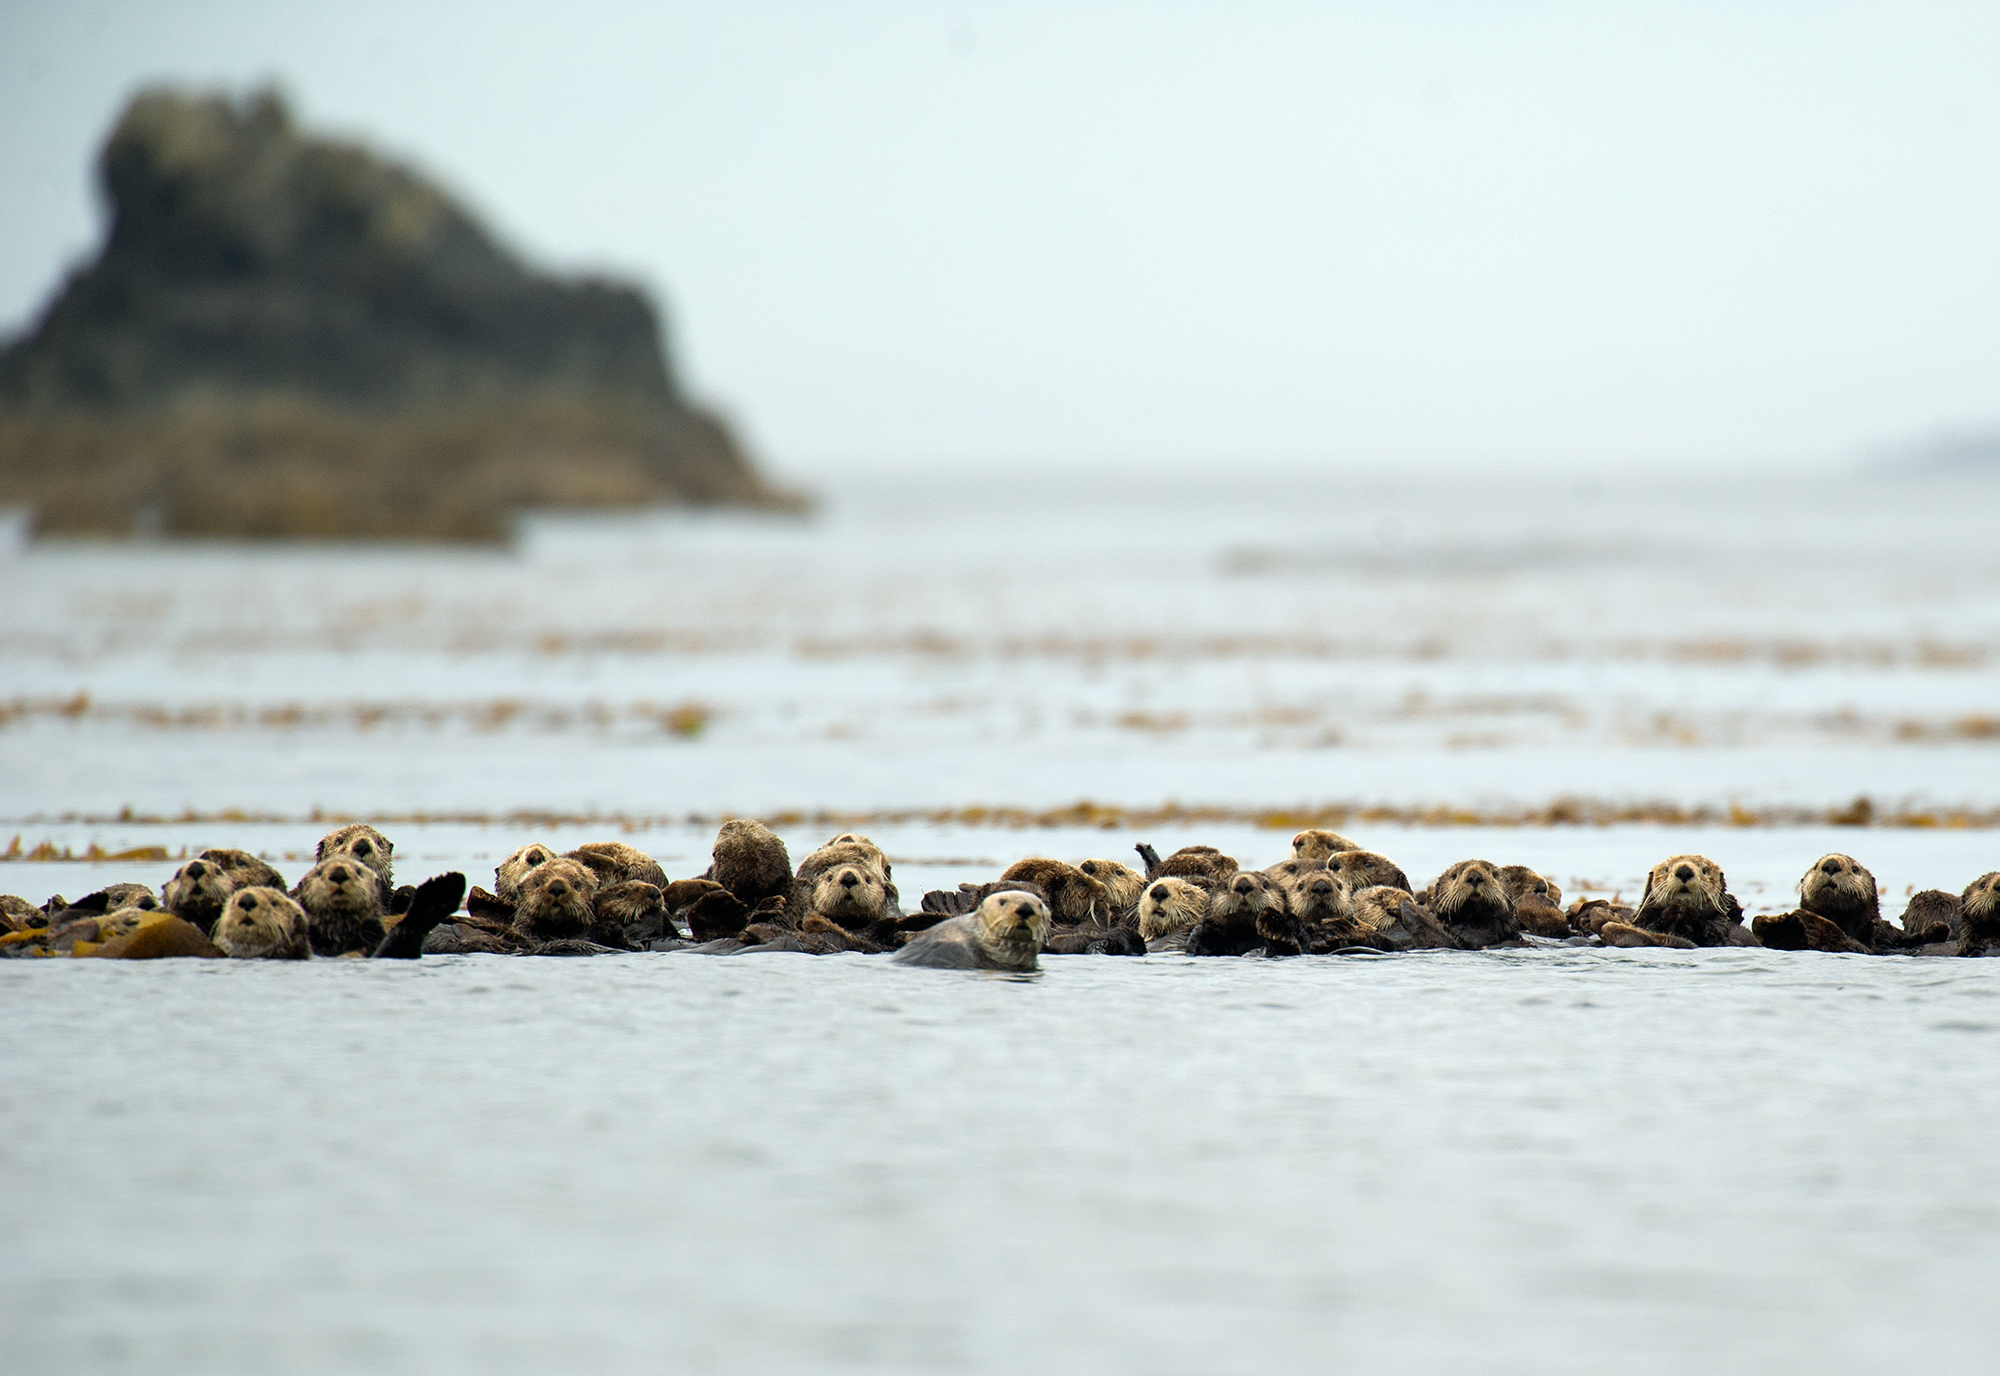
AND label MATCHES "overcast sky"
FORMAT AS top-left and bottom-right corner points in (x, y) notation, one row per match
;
(3, 1), (1997, 478)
